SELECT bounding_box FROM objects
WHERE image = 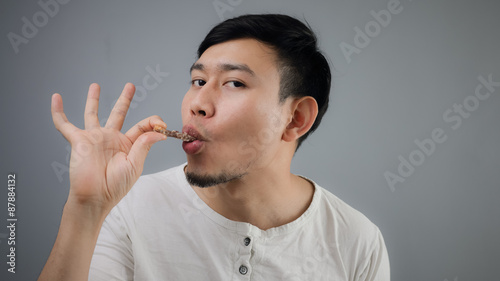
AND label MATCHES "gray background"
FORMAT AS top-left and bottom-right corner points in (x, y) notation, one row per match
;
(1, 0), (499, 280)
